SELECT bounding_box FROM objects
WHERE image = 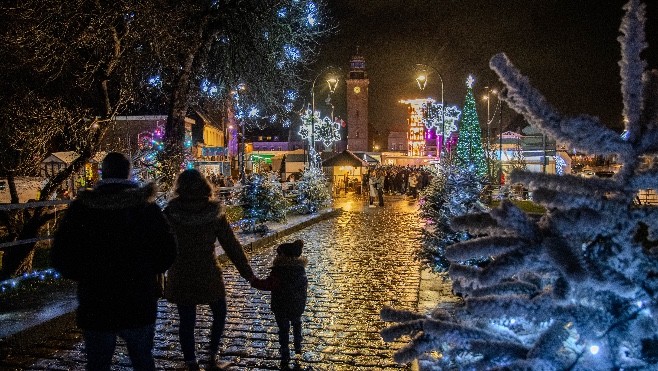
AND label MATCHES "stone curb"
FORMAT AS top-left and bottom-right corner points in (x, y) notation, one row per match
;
(0, 208), (342, 356)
